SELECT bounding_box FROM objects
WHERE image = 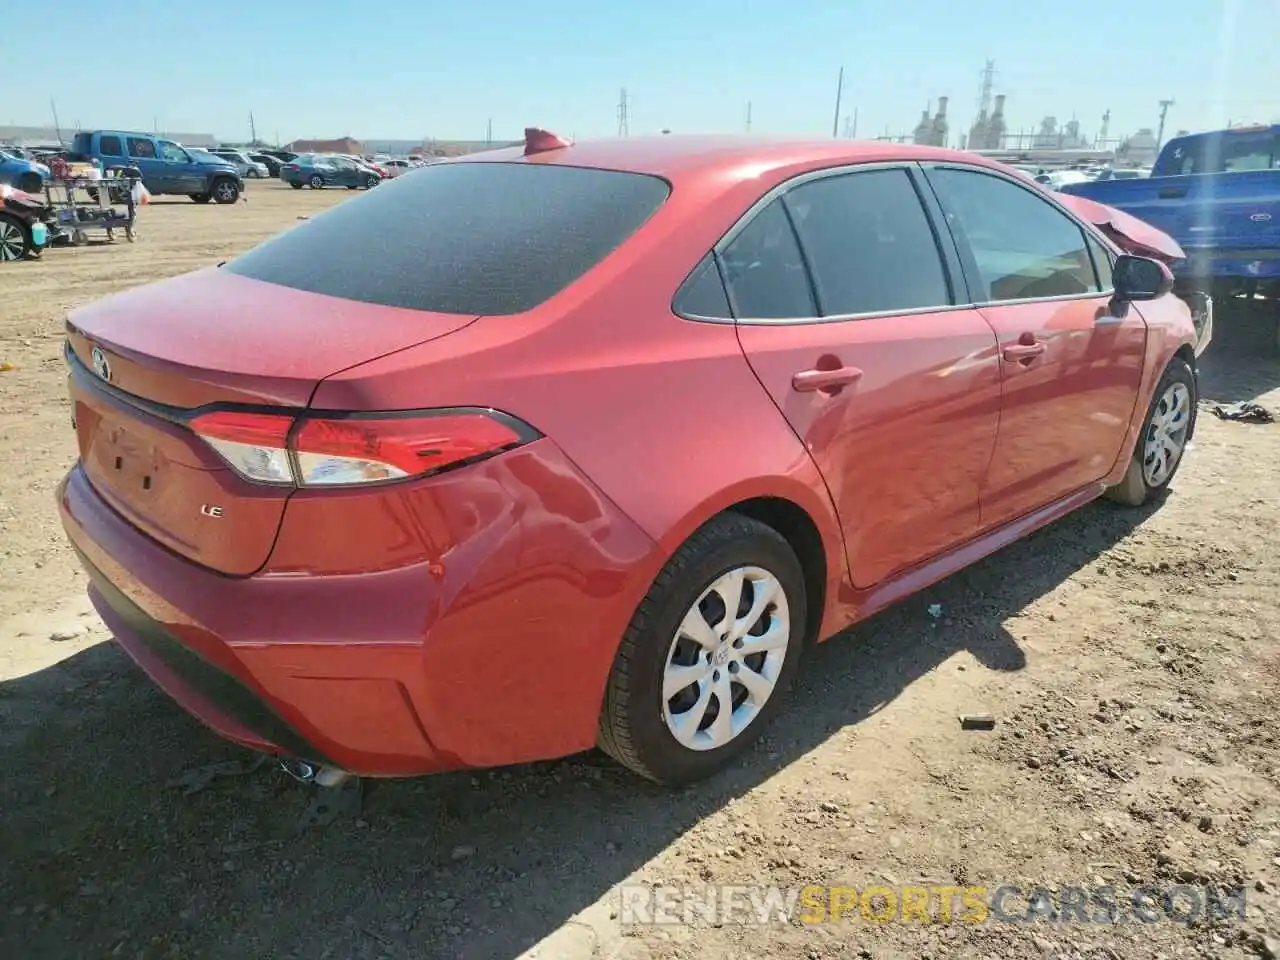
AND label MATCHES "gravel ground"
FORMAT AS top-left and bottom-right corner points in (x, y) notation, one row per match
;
(0, 181), (1278, 960)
